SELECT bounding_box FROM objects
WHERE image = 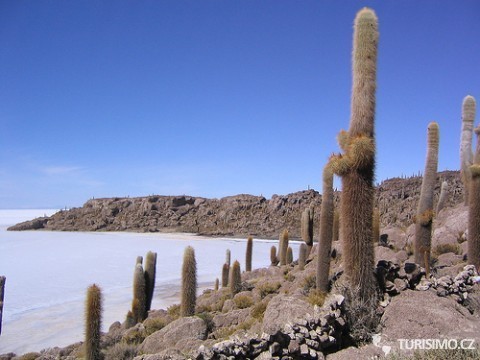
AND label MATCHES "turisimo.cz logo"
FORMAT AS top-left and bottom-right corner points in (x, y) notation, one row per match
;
(397, 338), (476, 350)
